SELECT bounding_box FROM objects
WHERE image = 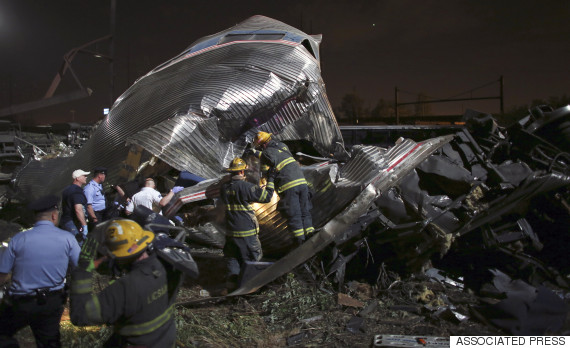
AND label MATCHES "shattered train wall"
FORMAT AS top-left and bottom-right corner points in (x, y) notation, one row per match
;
(13, 15), (344, 200)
